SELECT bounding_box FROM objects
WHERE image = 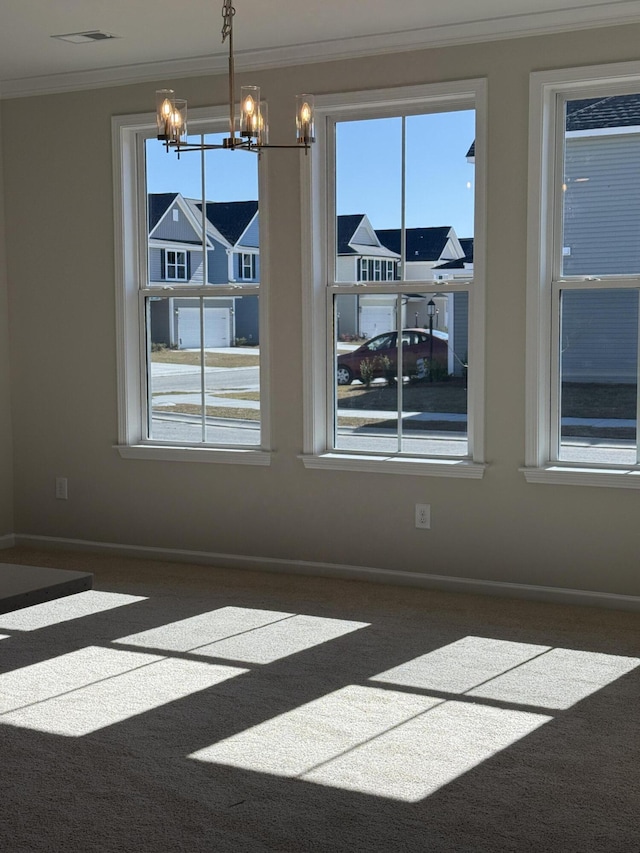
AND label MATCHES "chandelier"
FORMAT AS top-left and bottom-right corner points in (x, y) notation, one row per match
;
(156, 0), (315, 154)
